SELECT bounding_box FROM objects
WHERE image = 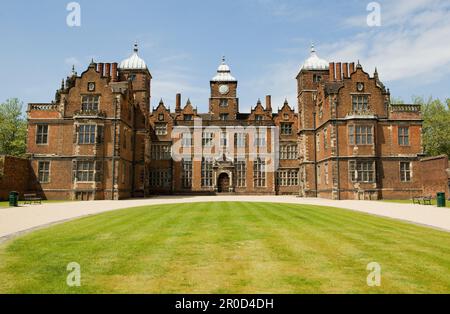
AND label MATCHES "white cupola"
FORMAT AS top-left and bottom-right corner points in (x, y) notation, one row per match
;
(119, 43), (147, 70)
(211, 57), (237, 82)
(301, 44), (329, 71)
